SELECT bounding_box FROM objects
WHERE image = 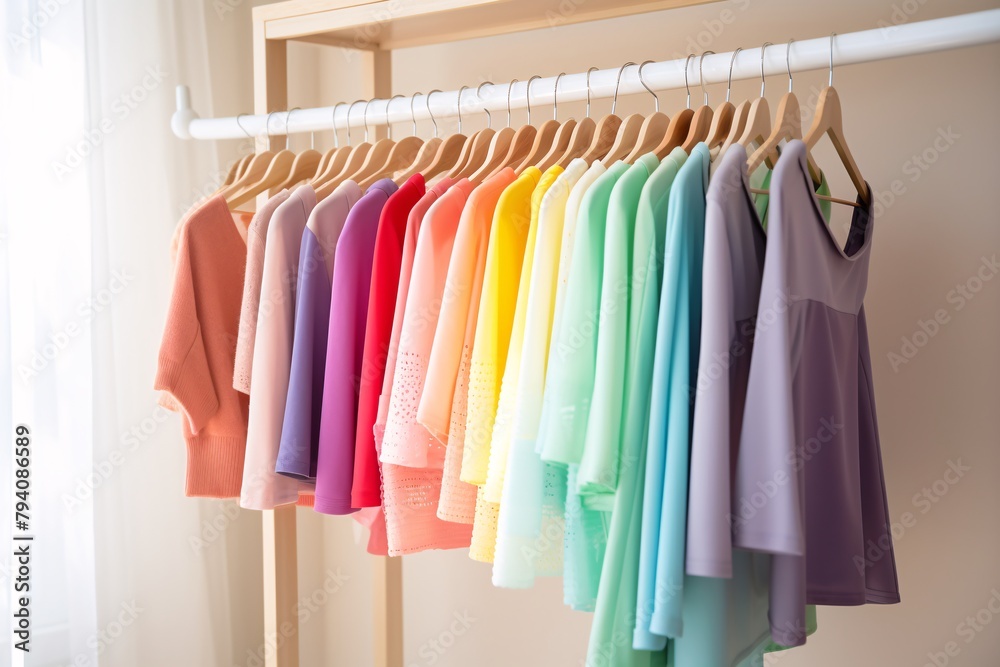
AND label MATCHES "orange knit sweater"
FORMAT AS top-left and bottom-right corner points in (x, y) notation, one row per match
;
(156, 195), (251, 497)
